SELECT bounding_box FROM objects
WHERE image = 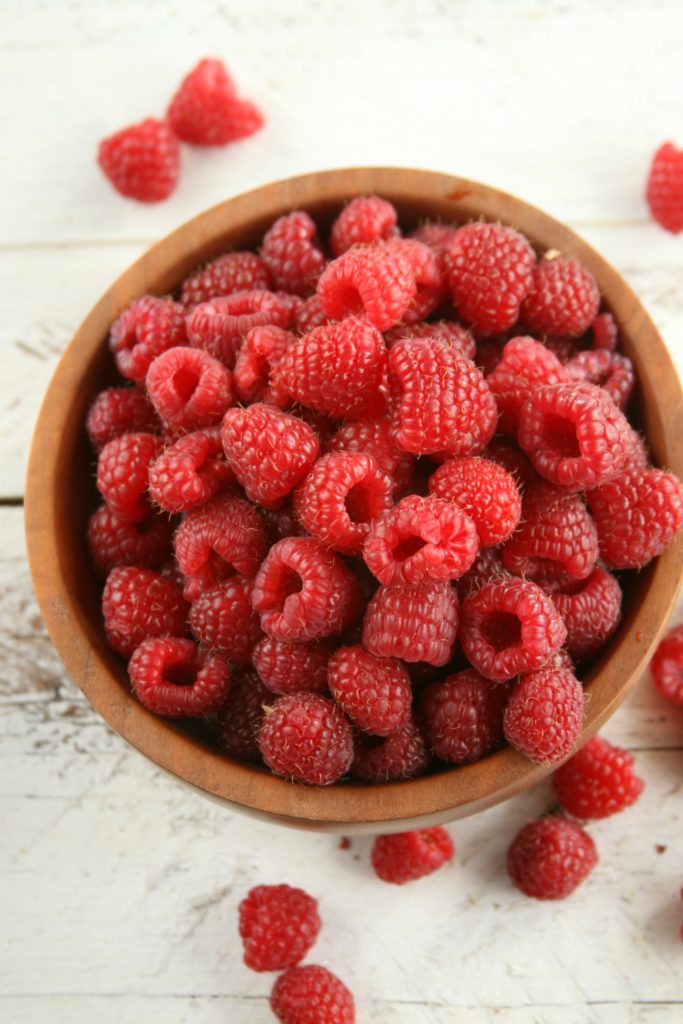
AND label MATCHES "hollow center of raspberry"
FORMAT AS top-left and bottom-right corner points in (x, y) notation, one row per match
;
(208, 549), (236, 582)
(482, 611), (522, 651)
(335, 283), (365, 317)
(345, 483), (374, 524)
(163, 662), (197, 687)
(278, 566), (304, 602)
(173, 366), (200, 403)
(542, 414), (581, 458)
(392, 534), (427, 562)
